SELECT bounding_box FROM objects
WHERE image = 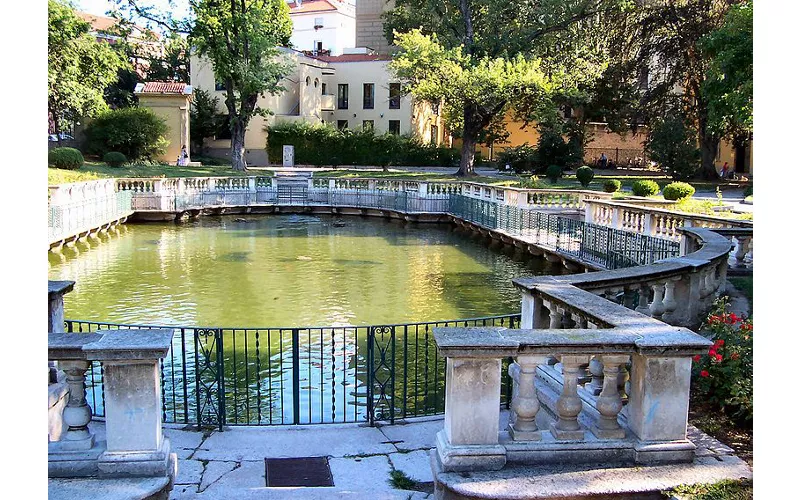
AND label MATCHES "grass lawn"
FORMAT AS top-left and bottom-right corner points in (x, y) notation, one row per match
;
(48, 162), (251, 185)
(312, 169), (515, 186)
